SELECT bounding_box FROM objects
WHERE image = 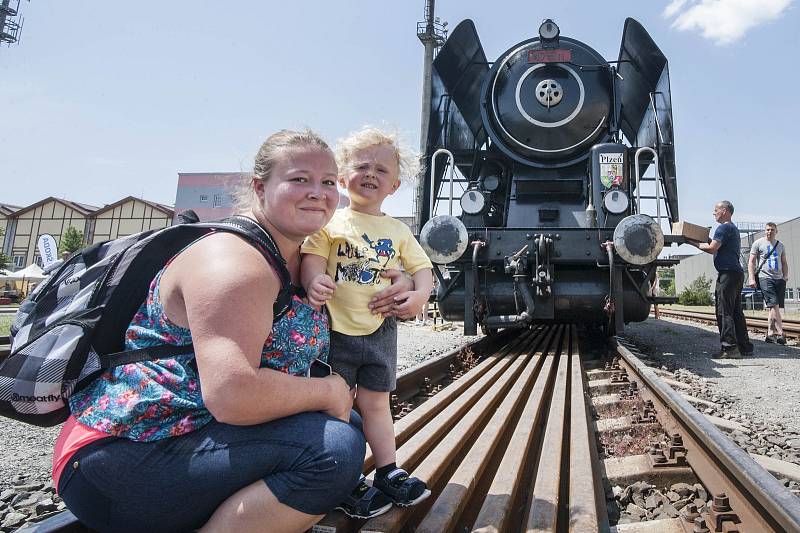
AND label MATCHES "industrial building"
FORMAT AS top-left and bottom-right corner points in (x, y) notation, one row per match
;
(673, 216), (799, 305)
